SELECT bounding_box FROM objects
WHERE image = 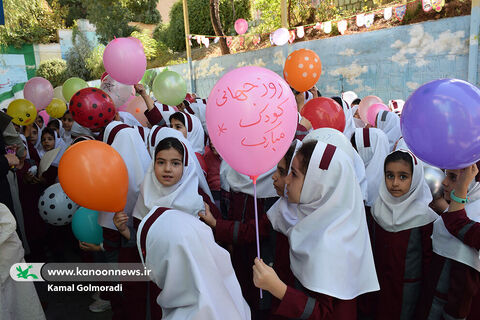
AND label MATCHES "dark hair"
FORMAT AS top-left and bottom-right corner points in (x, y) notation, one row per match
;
(296, 141), (317, 175)
(350, 134), (357, 152)
(169, 112), (185, 126)
(154, 137), (185, 160)
(62, 110), (70, 117)
(316, 89), (322, 97)
(351, 98), (361, 106)
(41, 127), (56, 140)
(331, 96), (345, 110)
(36, 114), (44, 124)
(47, 119), (60, 130)
(283, 143), (296, 169)
(384, 151), (413, 174)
